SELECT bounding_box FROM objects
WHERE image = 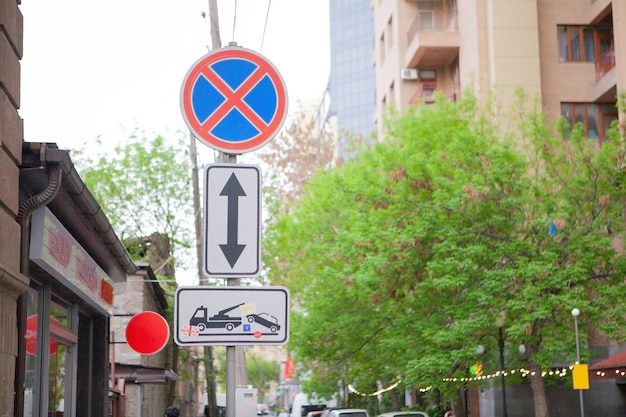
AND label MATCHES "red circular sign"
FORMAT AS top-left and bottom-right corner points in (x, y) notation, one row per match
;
(26, 314), (59, 356)
(126, 311), (170, 355)
(180, 46), (288, 154)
